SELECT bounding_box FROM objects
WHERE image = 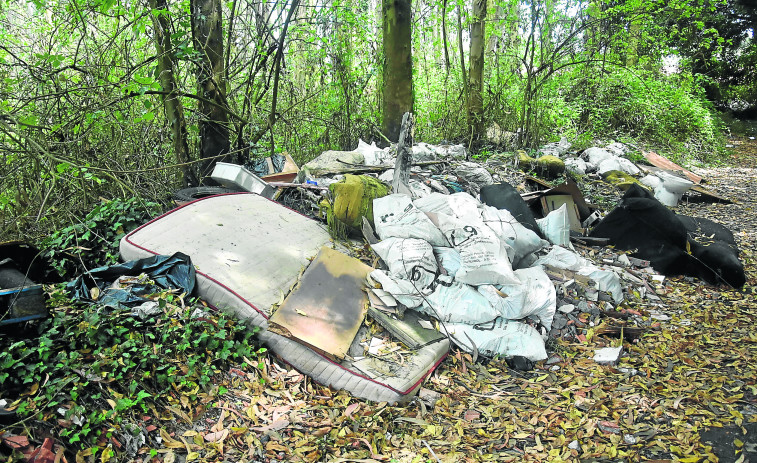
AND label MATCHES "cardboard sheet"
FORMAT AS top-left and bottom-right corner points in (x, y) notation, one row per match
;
(268, 247), (373, 360)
